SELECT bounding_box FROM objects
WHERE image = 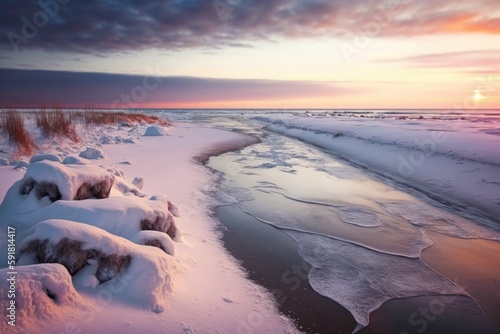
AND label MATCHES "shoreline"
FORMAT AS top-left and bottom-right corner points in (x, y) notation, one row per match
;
(193, 132), (261, 164)
(203, 117), (500, 334)
(0, 122), (300, 333)
(215, 205), (357, 333)
(2, 112), (499, 333)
